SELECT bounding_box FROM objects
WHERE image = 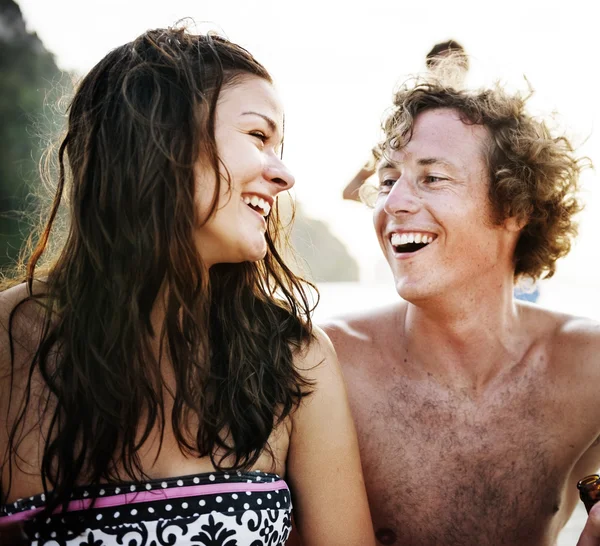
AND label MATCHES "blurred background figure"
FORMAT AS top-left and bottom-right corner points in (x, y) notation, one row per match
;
(514, 277), (541, 303)
(342, 39), (469, 203)
(425, 38), (469, 87)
